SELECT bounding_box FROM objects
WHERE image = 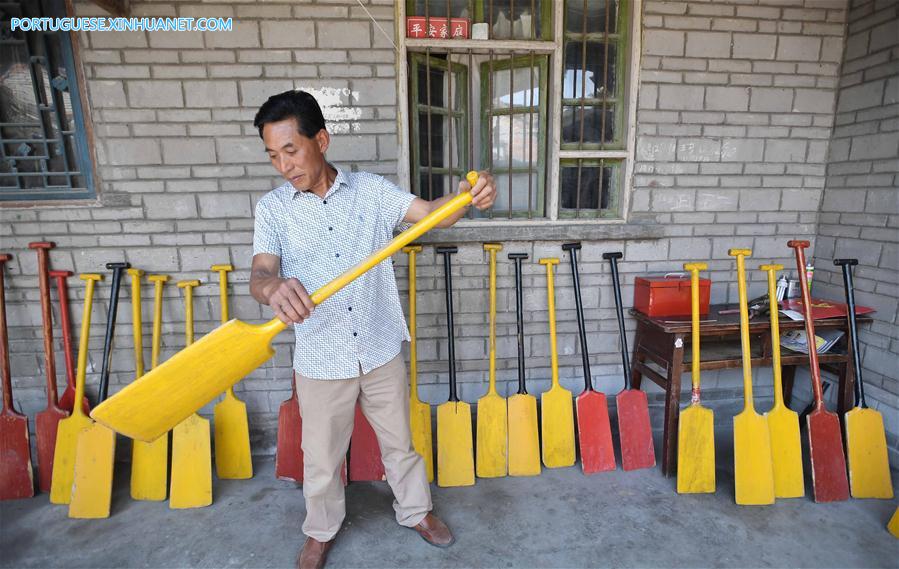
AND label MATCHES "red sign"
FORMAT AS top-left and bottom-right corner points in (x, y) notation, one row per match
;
(406, 17), (470, 39)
